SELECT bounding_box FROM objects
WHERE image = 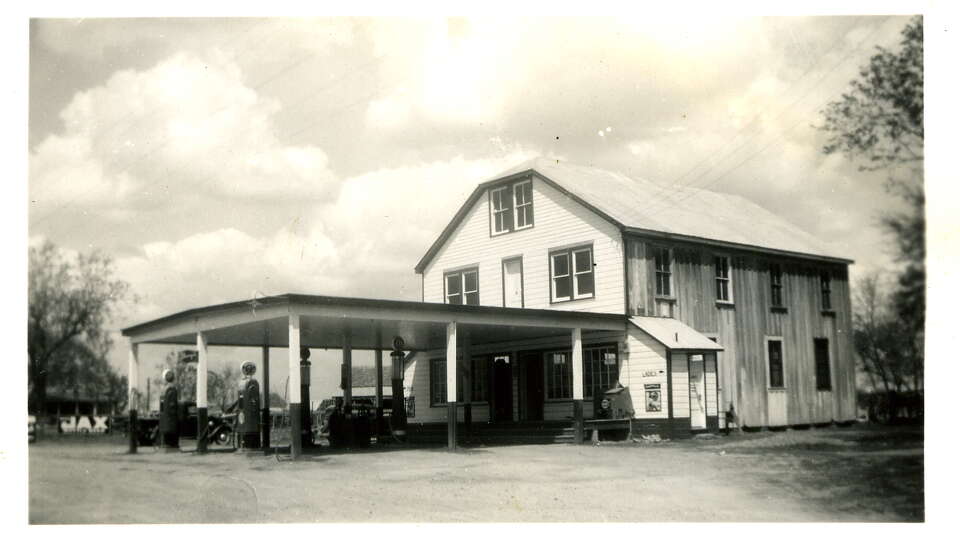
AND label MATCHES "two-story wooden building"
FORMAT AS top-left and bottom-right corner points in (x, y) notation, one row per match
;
(405, 158), (856, 437)
(120, 158), (857, 457)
